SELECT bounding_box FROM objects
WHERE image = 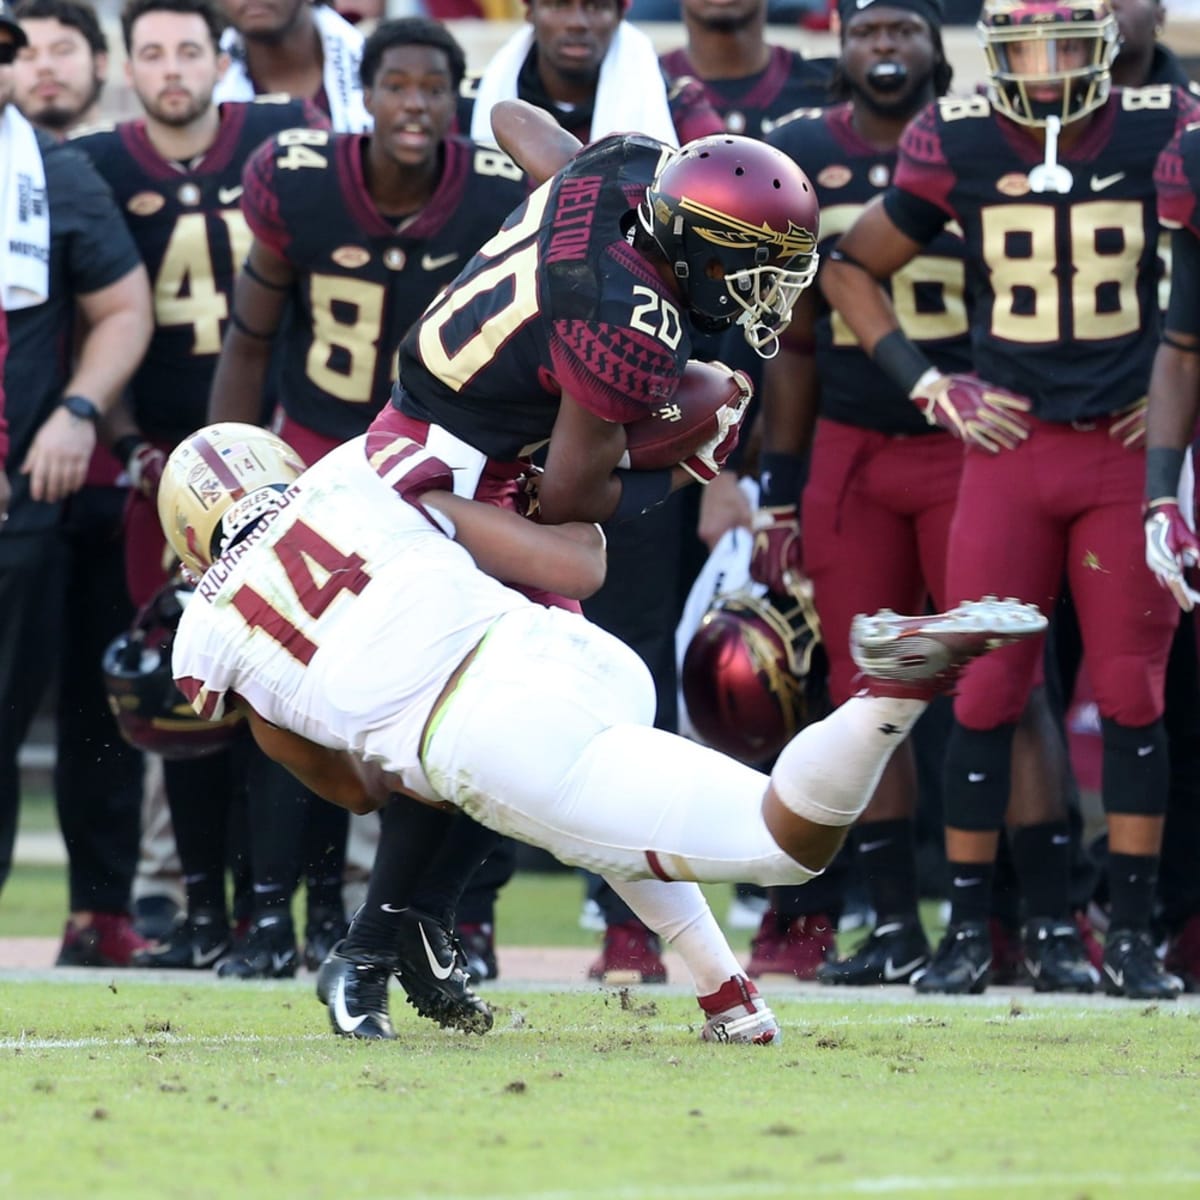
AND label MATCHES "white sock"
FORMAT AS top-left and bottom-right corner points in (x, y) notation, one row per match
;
(604, 876), (742, 997)
(771, 695), (926, 826)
